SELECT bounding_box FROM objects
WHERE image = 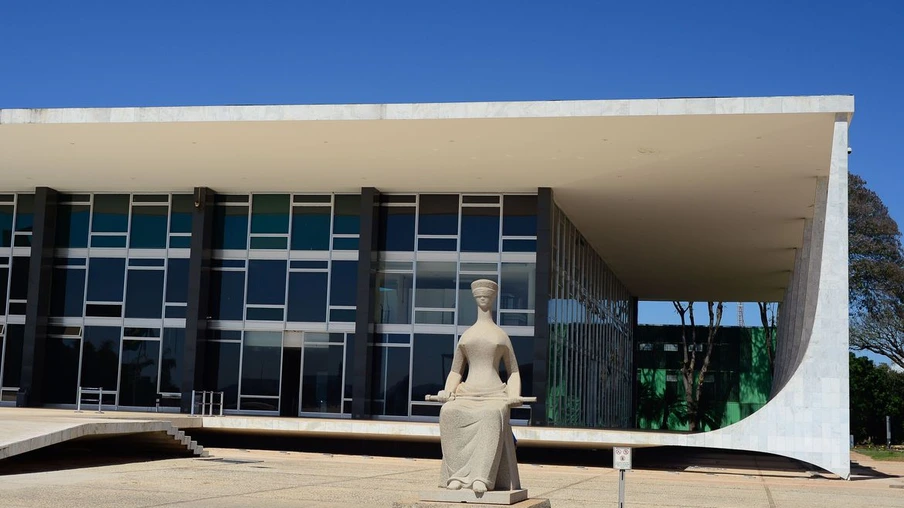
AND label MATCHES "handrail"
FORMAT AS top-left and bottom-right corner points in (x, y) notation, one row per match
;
(190, 390), (225, 417)
(75, 386), (116, 413)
